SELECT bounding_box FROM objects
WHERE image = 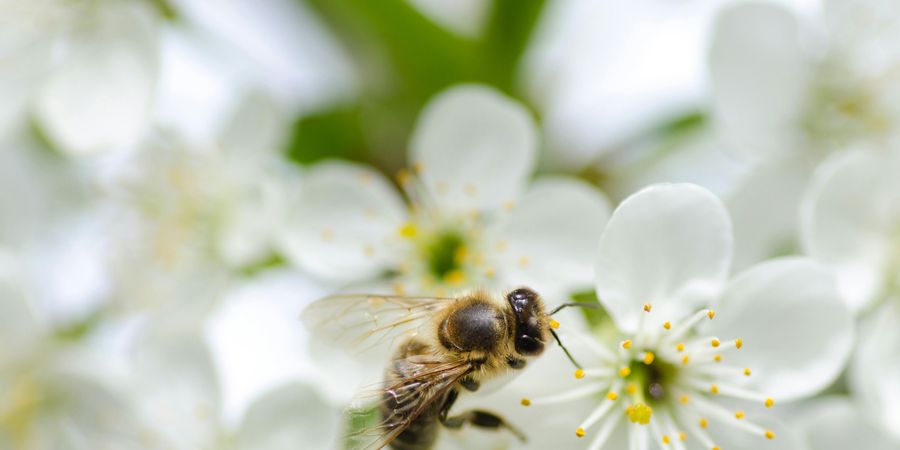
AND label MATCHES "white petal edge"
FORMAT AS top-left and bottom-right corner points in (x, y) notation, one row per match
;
(409, 84), (537, 213)
(277, 161), (408, 283)
(490, 176), (611, 295)
(849, 302), (900, 441)
(595, 183), (732, 332)
(800, 149), (895, 312)
(233, 381), (341, 450)
(709, 1), (810, 162)
(798, 396), (899, 450)
(707, 257), (854, 402)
